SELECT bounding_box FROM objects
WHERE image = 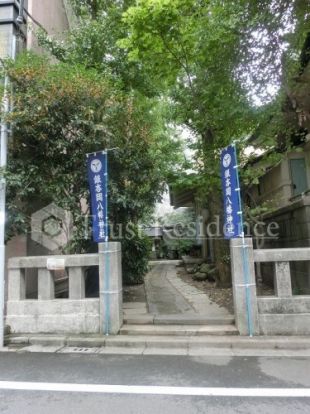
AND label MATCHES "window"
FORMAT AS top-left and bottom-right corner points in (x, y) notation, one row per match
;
(290, 158), (308, 196)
